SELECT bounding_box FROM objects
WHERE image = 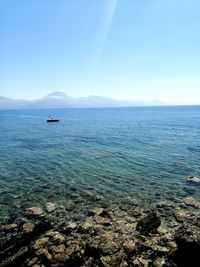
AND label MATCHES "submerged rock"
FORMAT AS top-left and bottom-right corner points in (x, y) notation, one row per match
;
(10, 193), (23, 199)
(45, 202), (57, 213)
(183, 186), (195, 195)
(173, 208), (191, 222)
(25, 207), (44, 217)
(79, 217), (95, 234)
(182, 196), (200, 208)
(67, 221), (77, 230)
(136, 212), (161, 235)
(89, 207), (111, 218)
(186, 176), (200, 185)
(95, 216), (111, 226)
